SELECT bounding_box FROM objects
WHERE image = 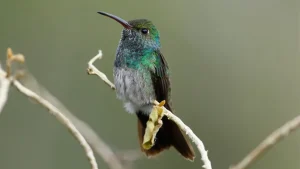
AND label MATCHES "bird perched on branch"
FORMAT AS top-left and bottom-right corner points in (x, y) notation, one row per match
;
(98, 11), (195, 161)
